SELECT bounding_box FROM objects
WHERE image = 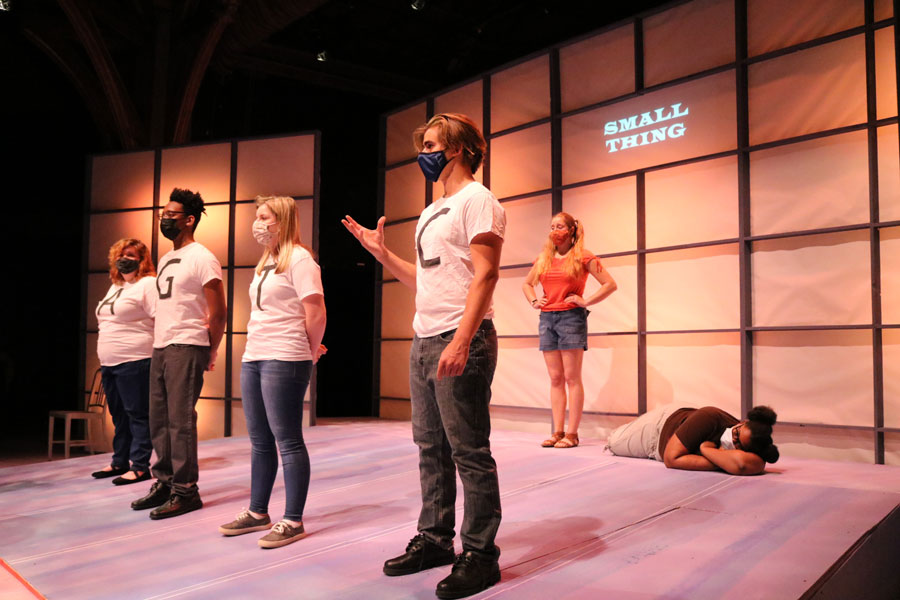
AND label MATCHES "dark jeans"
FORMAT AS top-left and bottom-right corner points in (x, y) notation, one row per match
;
(100, 358), (152, 472)
(410, 320), (501, 556)
(149, 344), (209, 497)
(241, 360), (312, 522)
